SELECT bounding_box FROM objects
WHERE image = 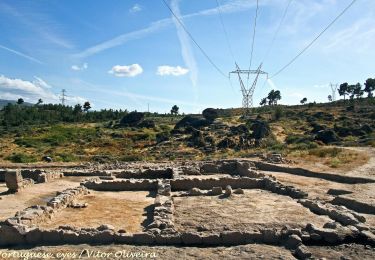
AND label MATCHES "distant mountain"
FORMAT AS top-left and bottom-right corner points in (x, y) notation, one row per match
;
(0, 99), (33, 108)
